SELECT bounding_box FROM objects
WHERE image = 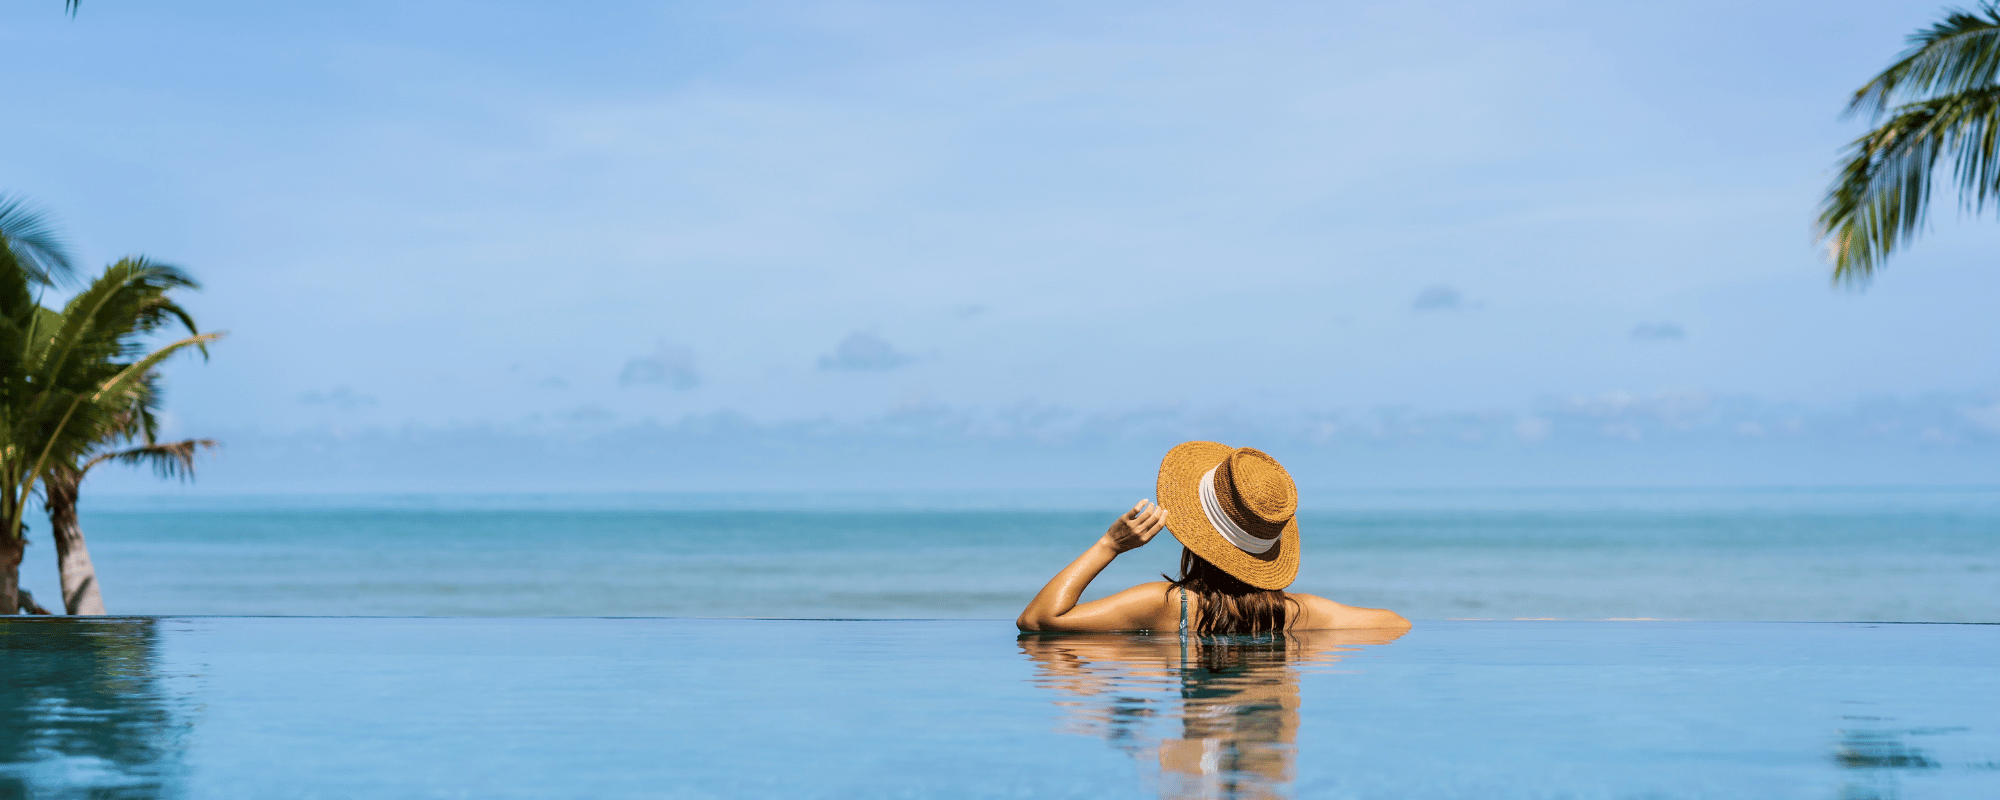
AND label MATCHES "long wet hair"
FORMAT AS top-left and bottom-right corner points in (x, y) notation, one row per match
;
(1165, 549), (1295, 636)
